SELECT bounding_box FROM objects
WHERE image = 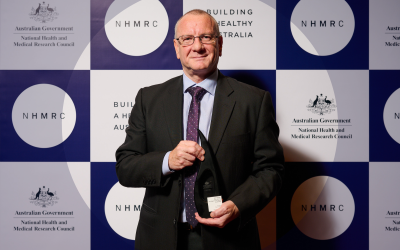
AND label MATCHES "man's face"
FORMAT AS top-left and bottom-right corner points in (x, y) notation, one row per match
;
(174, 14), (223, 76)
